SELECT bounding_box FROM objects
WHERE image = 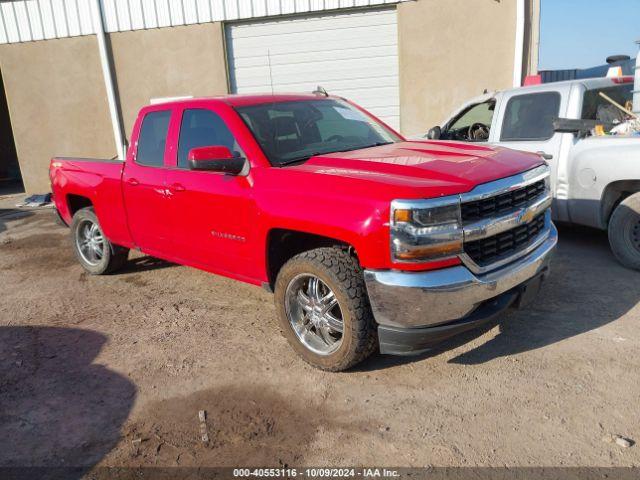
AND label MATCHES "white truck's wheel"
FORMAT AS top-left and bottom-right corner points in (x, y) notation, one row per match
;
(608, 192), (640, 271)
